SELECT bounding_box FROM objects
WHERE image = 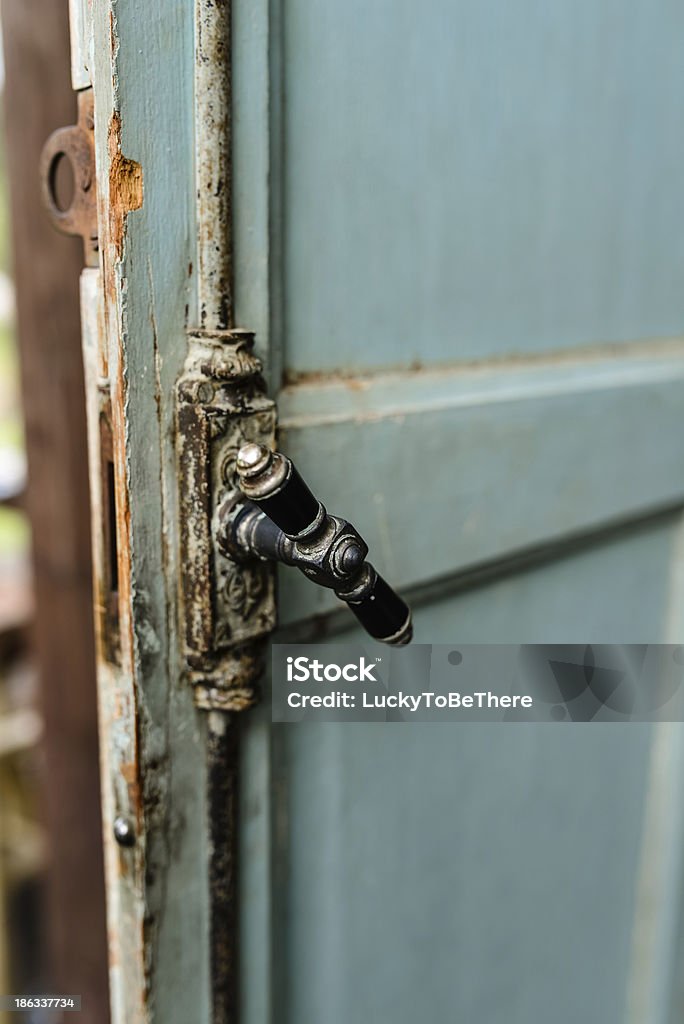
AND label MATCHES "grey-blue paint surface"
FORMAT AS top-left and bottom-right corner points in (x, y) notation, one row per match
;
(278, 725), (650, 1024)
(281, 0), (684, 373)
(261, 519), (684, 1023)
(277, 351), (684, 626)
(232, 1), (684, 1021)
